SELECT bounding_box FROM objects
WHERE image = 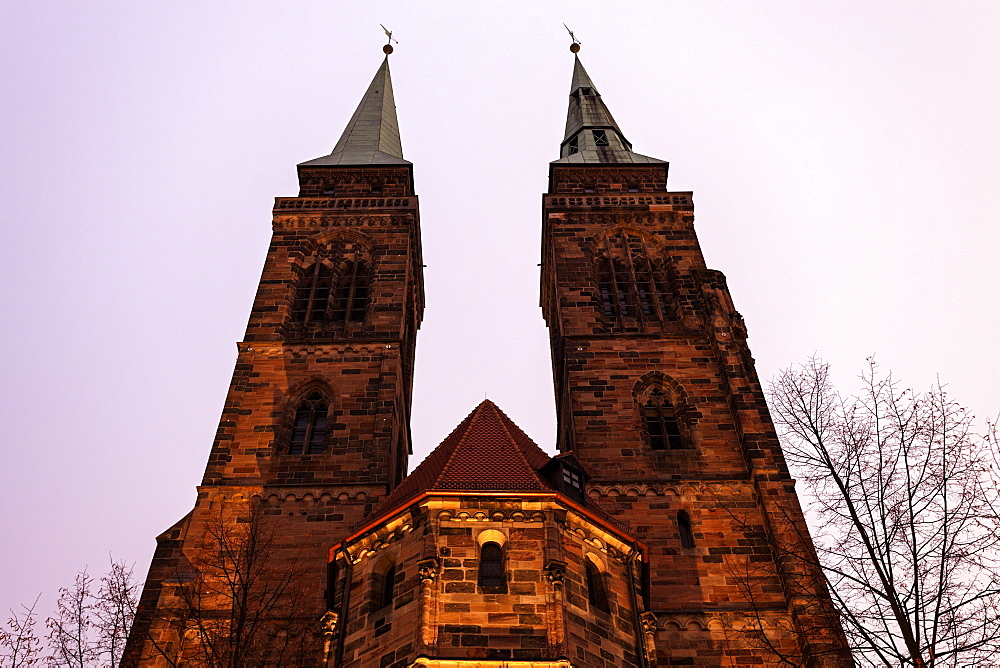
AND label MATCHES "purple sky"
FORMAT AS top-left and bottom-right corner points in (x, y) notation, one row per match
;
(2, 2), (999, 617)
